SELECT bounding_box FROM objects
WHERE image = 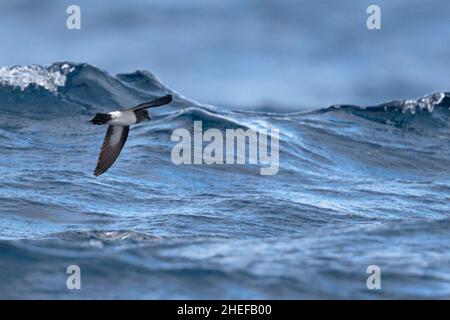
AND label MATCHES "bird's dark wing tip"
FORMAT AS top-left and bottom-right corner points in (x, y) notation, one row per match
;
(132, 94), (173, 111)
(92, 125), (130, 177)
